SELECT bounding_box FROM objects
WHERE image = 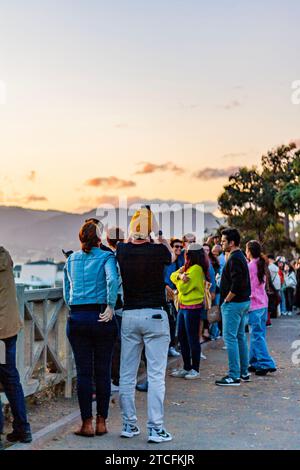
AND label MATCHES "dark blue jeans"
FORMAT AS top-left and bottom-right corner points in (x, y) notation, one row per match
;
(177, 308), (203, 372)
(111, 314), (122, 386)
(0, 336), (30, 434)
(67, 311), (118, 421)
